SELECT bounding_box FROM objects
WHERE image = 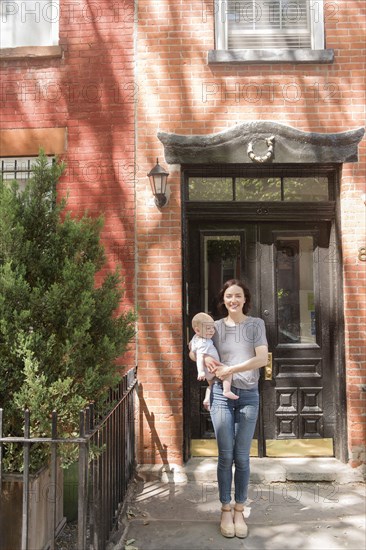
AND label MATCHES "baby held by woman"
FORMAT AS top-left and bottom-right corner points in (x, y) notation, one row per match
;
(189, 312), (238, 409)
